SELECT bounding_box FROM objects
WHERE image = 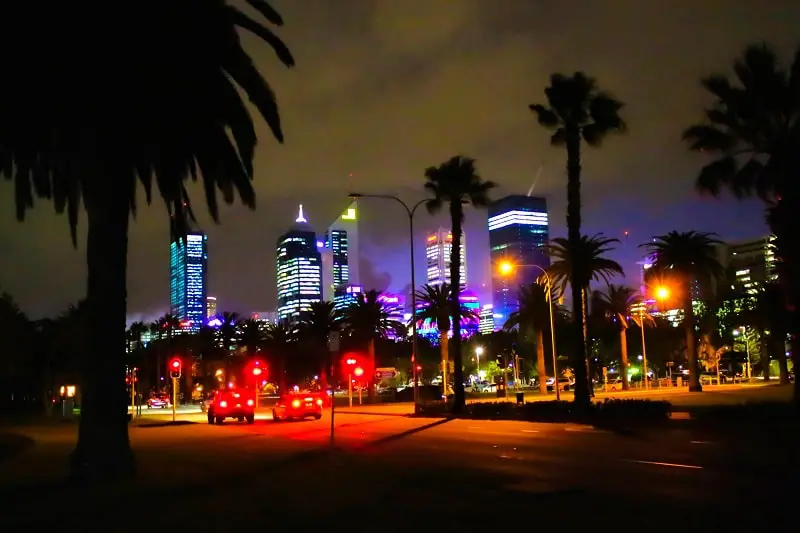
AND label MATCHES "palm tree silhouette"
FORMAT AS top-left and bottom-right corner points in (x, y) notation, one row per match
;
(264, 321), (296, 395)
(340, 290), (404, 401)
(0, 1), (294, 481)
(414, 283), (479, 396)
(424, 156), (496, 411)
(530, 73), (626, 406)
(297, 301), (341, 390)
(504, 283), (555, 395)
(593, 284), (642, 391)
(546, 234), (624, 401)
(641, 231), (724, 392)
